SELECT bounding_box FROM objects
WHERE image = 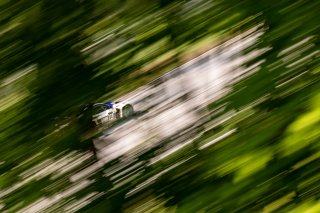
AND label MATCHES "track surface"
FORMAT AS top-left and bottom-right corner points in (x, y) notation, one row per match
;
(94, 27), (264, 164)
